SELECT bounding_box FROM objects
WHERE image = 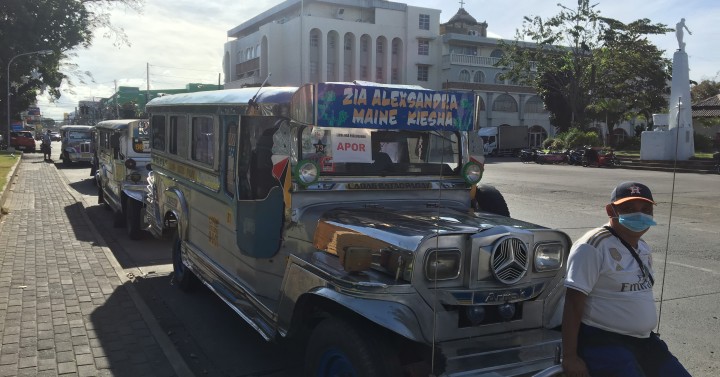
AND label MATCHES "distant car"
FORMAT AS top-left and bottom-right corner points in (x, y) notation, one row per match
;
(50, 132), (61, 141)
(10, 131), (36, 153)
